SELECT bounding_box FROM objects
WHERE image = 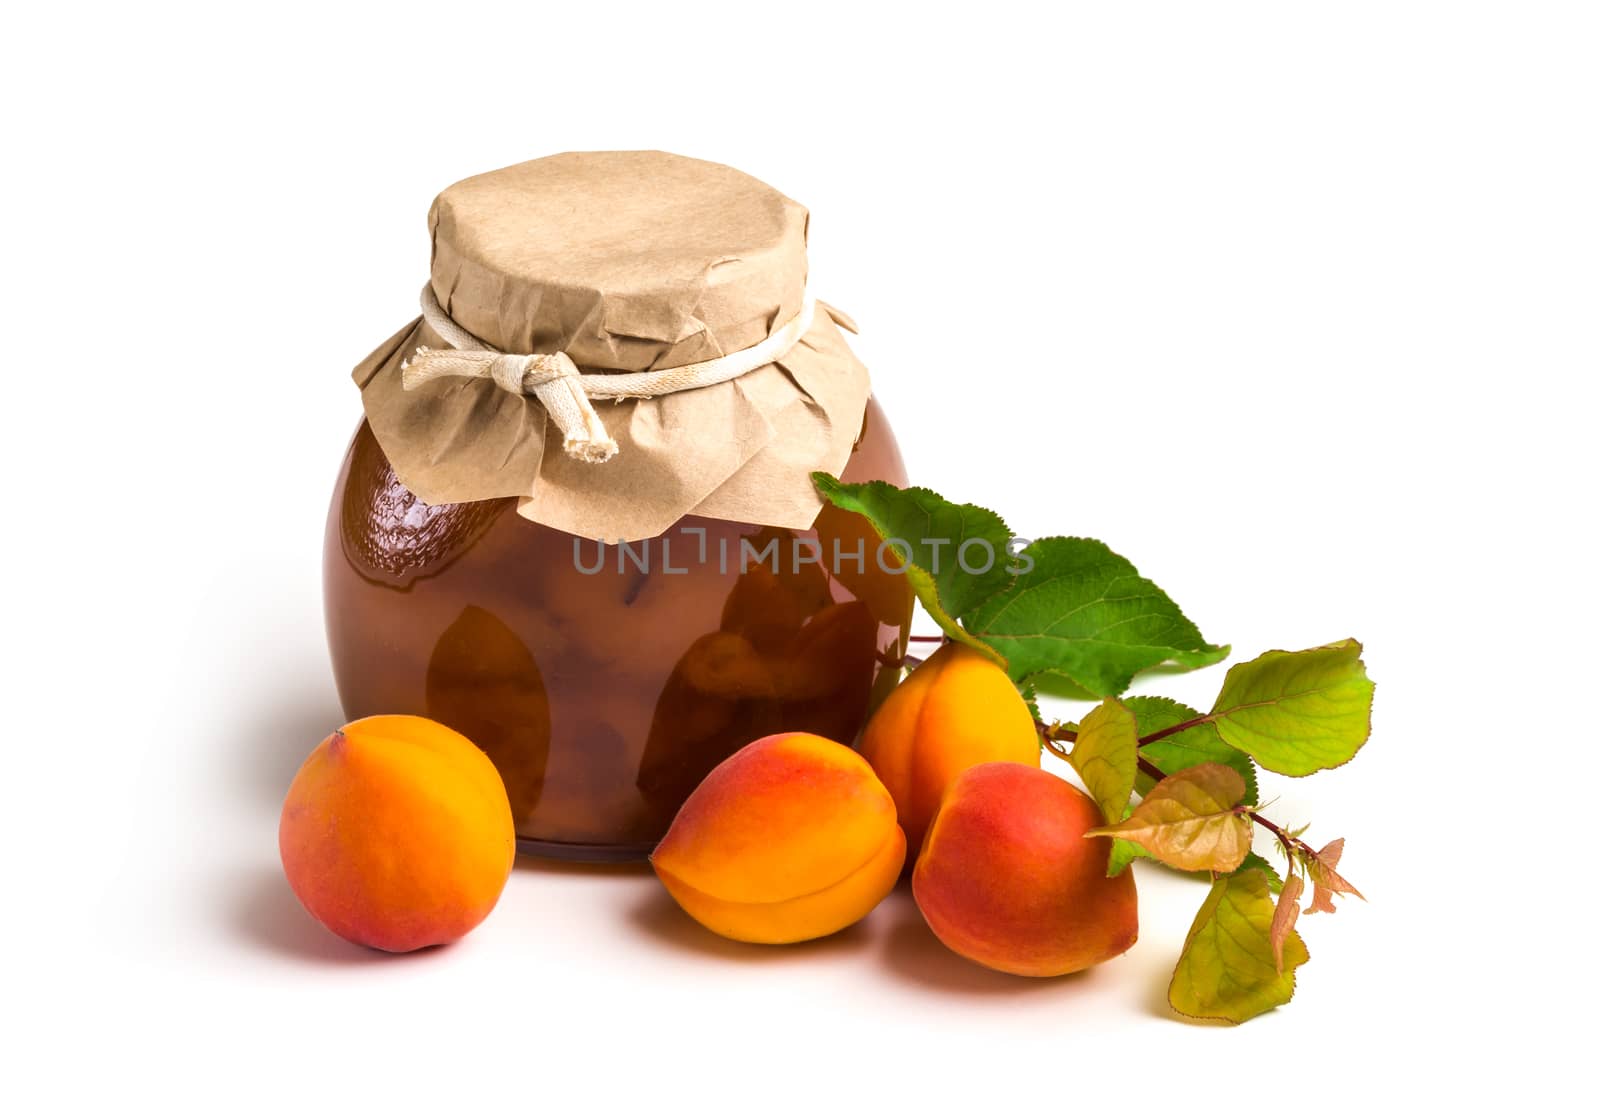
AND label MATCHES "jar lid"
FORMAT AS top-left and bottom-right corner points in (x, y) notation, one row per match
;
(351, 151), (872, 544)
(429, 151), (808, 368)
